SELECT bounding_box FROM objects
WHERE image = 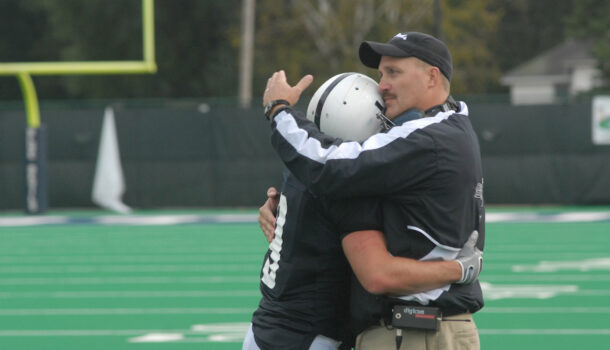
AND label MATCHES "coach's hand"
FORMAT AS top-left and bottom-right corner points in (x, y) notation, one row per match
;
(263, 70), (313, 112)
(455, 230), (483, 284)
(258, 187), (280, 243)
